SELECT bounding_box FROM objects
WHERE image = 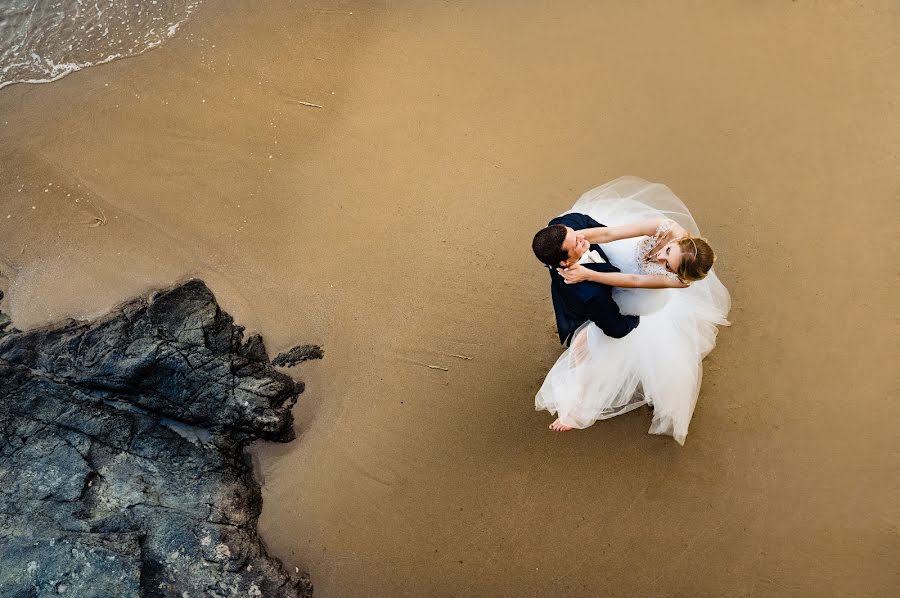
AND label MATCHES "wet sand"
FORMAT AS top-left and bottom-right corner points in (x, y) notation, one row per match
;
(1, 1), (898, 596)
